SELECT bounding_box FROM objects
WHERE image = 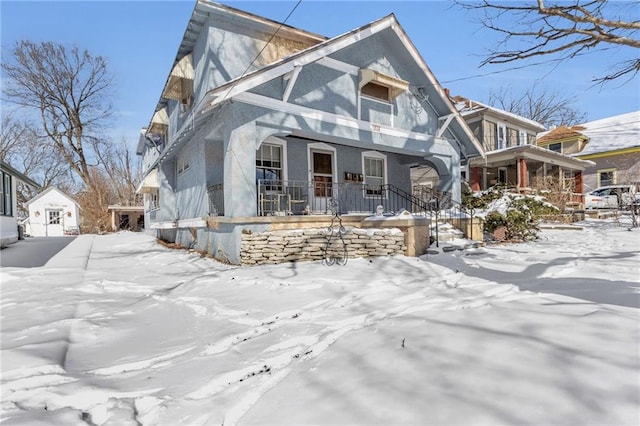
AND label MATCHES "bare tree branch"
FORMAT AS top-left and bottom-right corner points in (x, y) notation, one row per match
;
(455, 0), (640, 83)
(1, 41), (114, 191)
(488, 84), (587, 128)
